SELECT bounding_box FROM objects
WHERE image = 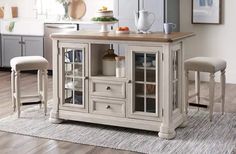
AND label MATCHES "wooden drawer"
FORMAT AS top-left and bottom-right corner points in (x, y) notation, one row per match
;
(90, 97), (125, 117)
(90, 80), (126, 98)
